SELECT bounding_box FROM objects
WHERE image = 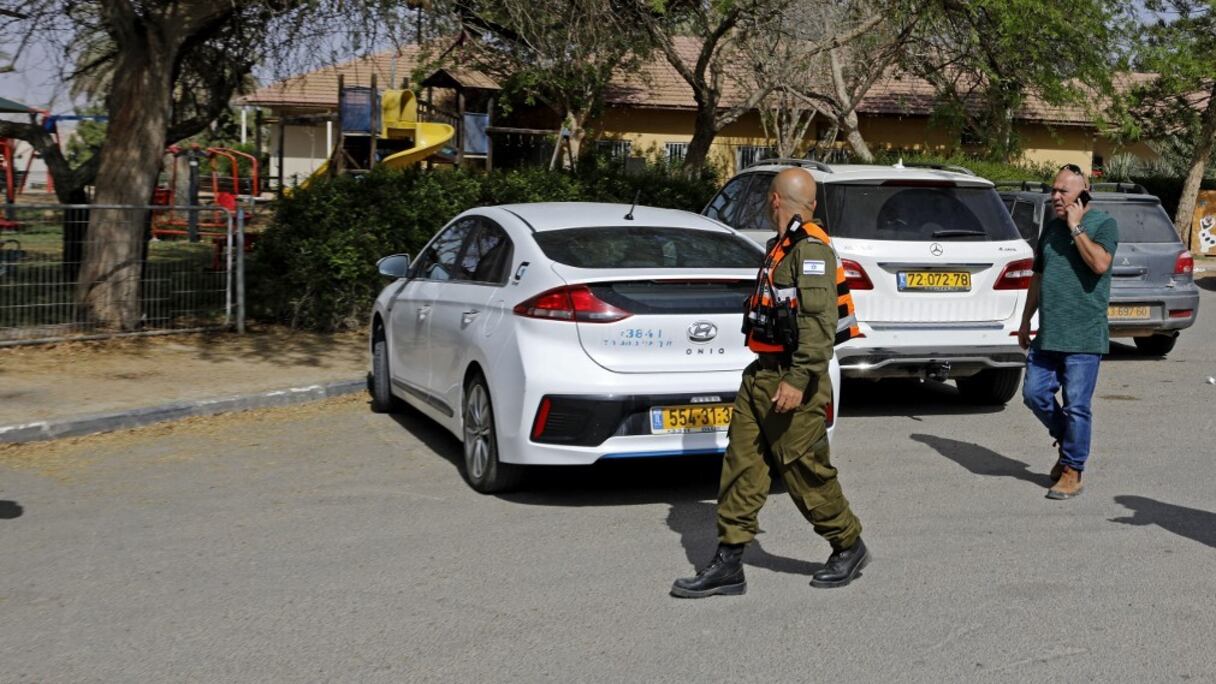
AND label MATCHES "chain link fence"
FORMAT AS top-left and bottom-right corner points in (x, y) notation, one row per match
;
(0, 204), (245, 345)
